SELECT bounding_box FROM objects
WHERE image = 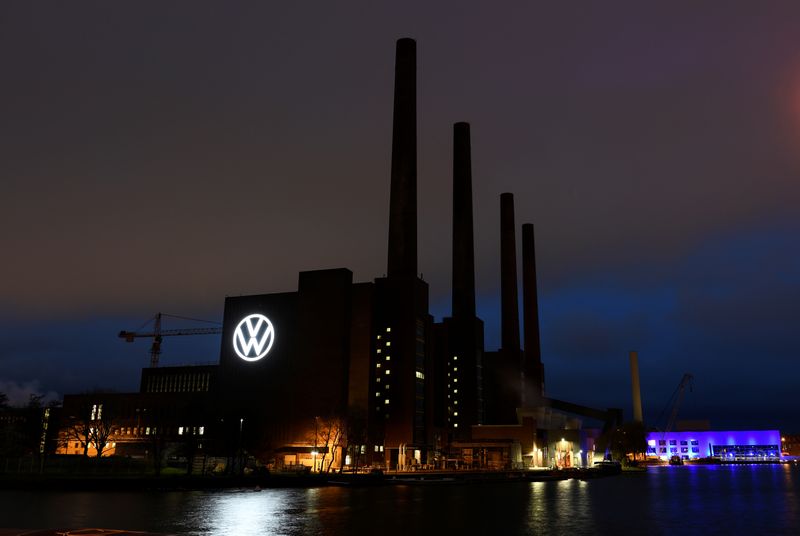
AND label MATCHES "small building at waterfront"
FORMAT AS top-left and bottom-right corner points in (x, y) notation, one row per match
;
(646, 430), (783, 462)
